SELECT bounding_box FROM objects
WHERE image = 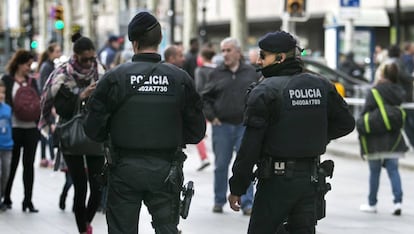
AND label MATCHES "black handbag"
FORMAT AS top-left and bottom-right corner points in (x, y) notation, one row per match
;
(55, 101), (104, 156)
